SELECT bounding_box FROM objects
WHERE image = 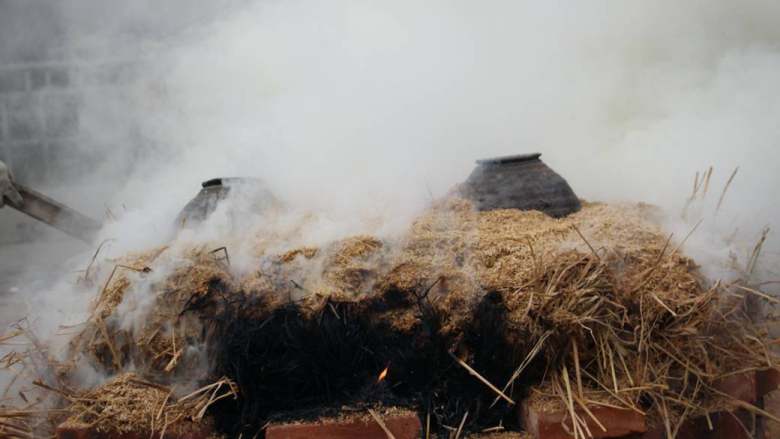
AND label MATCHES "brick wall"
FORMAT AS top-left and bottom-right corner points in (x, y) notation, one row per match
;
(0, 59), (139, 187)
(0, 63), (72, 183)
